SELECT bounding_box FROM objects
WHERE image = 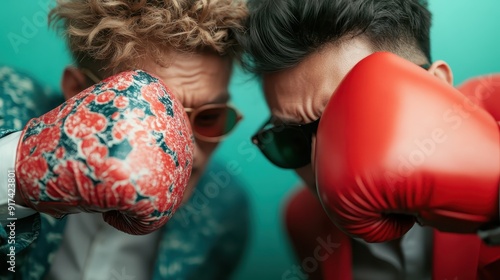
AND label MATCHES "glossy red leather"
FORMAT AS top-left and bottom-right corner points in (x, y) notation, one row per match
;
(315, 52), (500, 243)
